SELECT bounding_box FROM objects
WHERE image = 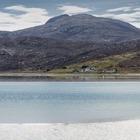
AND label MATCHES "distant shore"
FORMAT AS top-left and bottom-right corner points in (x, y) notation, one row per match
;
(0, 73), (140, 81)
(0, 120), (140, 140)
(0, 72), (140, 76)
